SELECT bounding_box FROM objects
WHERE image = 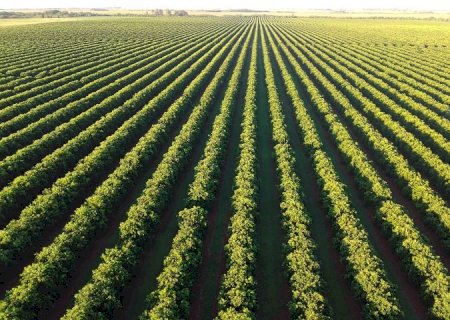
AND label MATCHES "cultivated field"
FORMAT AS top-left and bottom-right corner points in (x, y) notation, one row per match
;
(0, 16), (449, 320)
